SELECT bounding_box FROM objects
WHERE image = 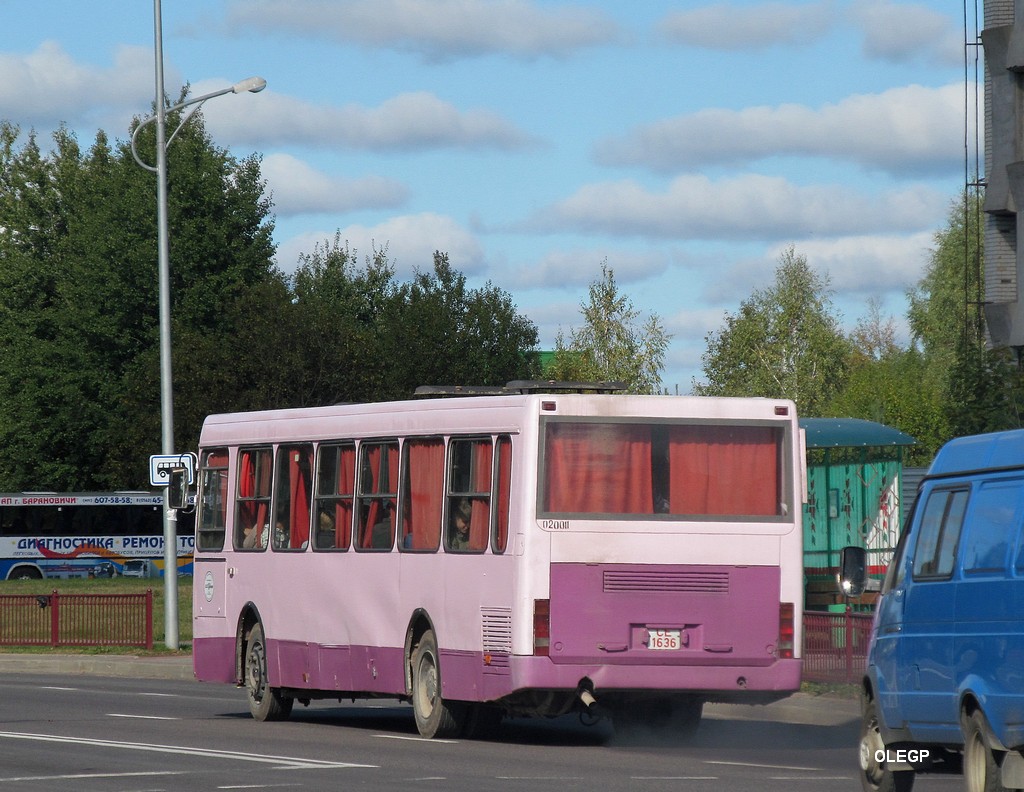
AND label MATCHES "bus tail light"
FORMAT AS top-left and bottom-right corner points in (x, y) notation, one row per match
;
(778, 602), (794, 658)
(534, 599), (550, 656)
